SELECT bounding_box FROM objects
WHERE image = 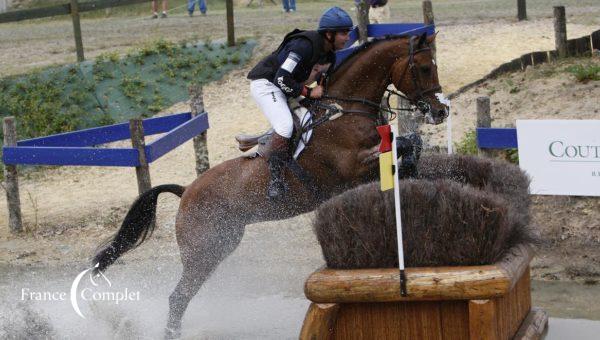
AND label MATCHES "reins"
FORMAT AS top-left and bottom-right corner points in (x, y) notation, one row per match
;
(300, 35), (440, 133)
